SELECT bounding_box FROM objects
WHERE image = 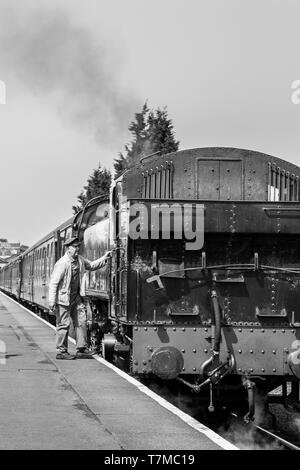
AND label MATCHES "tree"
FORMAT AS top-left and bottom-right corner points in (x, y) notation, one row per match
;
(147, 107), (179, 156)
(72, 165), (112, 214)
(114, 102), (179, 177)
(113, 151), (129, 178)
